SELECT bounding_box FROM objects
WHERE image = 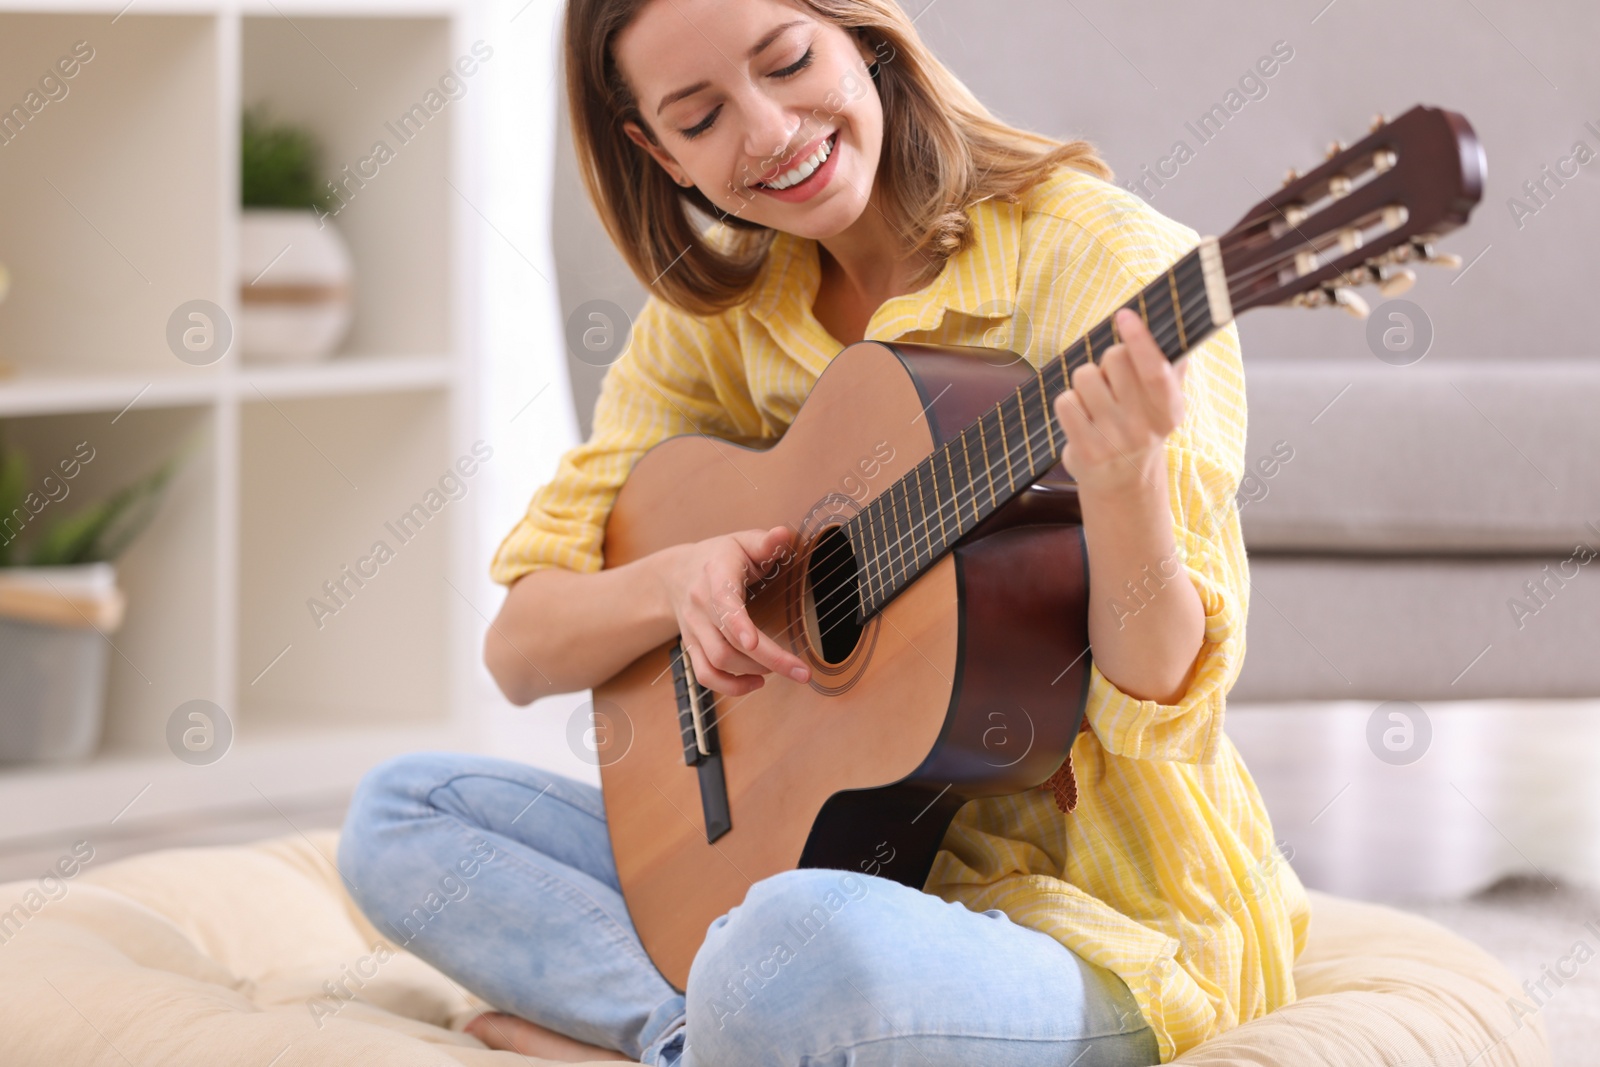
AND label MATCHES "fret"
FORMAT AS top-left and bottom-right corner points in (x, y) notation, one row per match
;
(1035, 373), (1057, 455)
(1067, 333), (1092, 379)
(887, 483), (908, 590)
(994, 406), (1016, 492)
(1167, 268), (1188, 352)
(976, 417), (997, 509)
(1137, 289), (1150, 330)
(959, 430), (981, 523)
(897, 477), (920, 574)
(878, 495), (895, 598)
(932, 449), (951, 548)
(929, 458), (948, 554)
(919, 461), (938, 563)
(921, 463), (934, 572)
(864, 501), (883, 607)
(1189, 256), (1215, 335)
(905, 472), (926, 571)
(845, 525), (868, 621)
(1014, 386), (1034, 471)
(1091, 320), (1117, 361)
